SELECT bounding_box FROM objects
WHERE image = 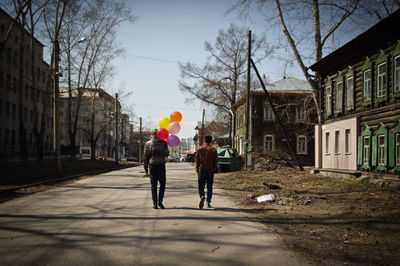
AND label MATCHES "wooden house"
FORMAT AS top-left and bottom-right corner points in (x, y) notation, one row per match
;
(233, 77), (317, 166)
(310, 9), (400, 175)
